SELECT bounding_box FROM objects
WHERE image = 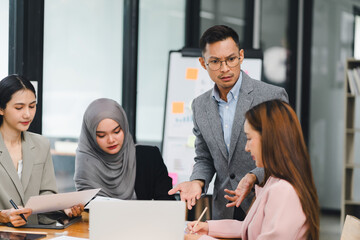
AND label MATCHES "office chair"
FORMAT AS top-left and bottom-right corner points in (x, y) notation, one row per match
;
(341, 215), (360, 240)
